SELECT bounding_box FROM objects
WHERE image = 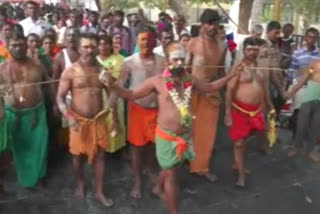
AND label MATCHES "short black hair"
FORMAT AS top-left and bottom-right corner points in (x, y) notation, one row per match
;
(200, 9), (220, 24)
(27, 33), (40, 41)
(283, 23), (294, 30)
(79, 33), (99, 43)
(159, 25), (174, 38)
(138, 25), (157, 38)
(114, 10), (124, 17)
(267, 21), (281, 33)
(243, 37), (265, 49)
(42, 34), (55, 43)
(305, 27), (319, 37)
(159, 12), (167, 17)
(8, 31), (26, 43)
(101, 13), (113, 20)
(98, 35), (113, 46)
